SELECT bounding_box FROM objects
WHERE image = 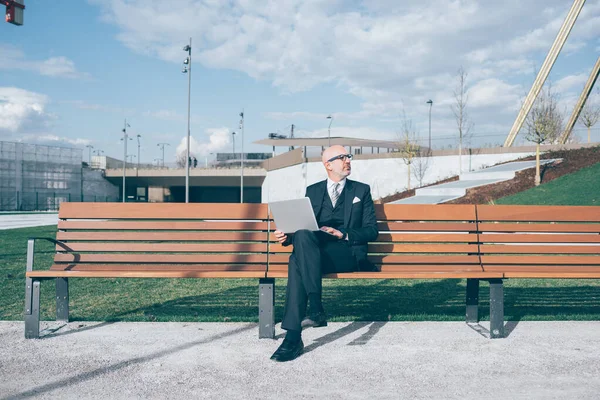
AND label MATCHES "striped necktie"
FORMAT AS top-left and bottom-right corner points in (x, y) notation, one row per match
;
(331, 183), (341, 207)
